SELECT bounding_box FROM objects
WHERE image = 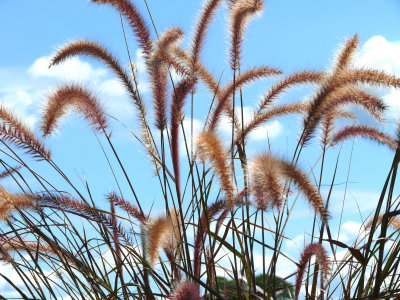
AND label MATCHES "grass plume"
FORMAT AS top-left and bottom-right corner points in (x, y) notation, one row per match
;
(333, 34), (359, 74)
(295, 243), (330, 300)
(257, 70), (324, 111)
(143, 211), (179, 265)
(41, 84), (108, 136)
(229, 0), (264, 70)
(107, 191), (146, 223)
(91, 0), (152, 58)
(250, 153), (329, 222)
(331, 125), (397, 150)
(190, 0), (223, 71)
(172, 280), (201, 300)
(150, 28), (184, 130)
(0, 106), (51, 160)
(196, 131), (235, 206)
(208, 66), (281, 130)
(0, 188), (35, 221)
